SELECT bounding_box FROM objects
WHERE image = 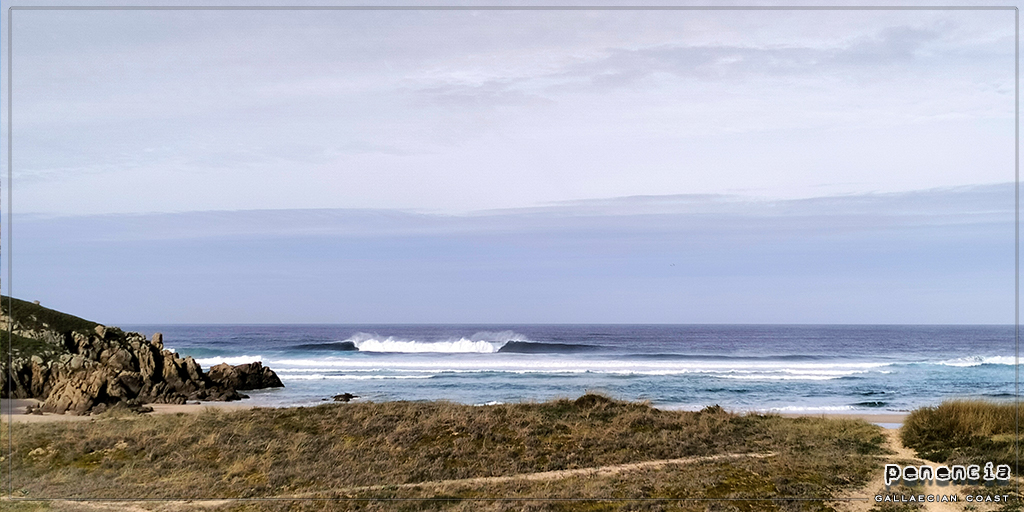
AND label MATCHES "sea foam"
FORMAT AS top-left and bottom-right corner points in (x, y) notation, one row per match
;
(354, 337), (499, 353)
(195, 354), (263, 366)
(936, 355), (1016, 367)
